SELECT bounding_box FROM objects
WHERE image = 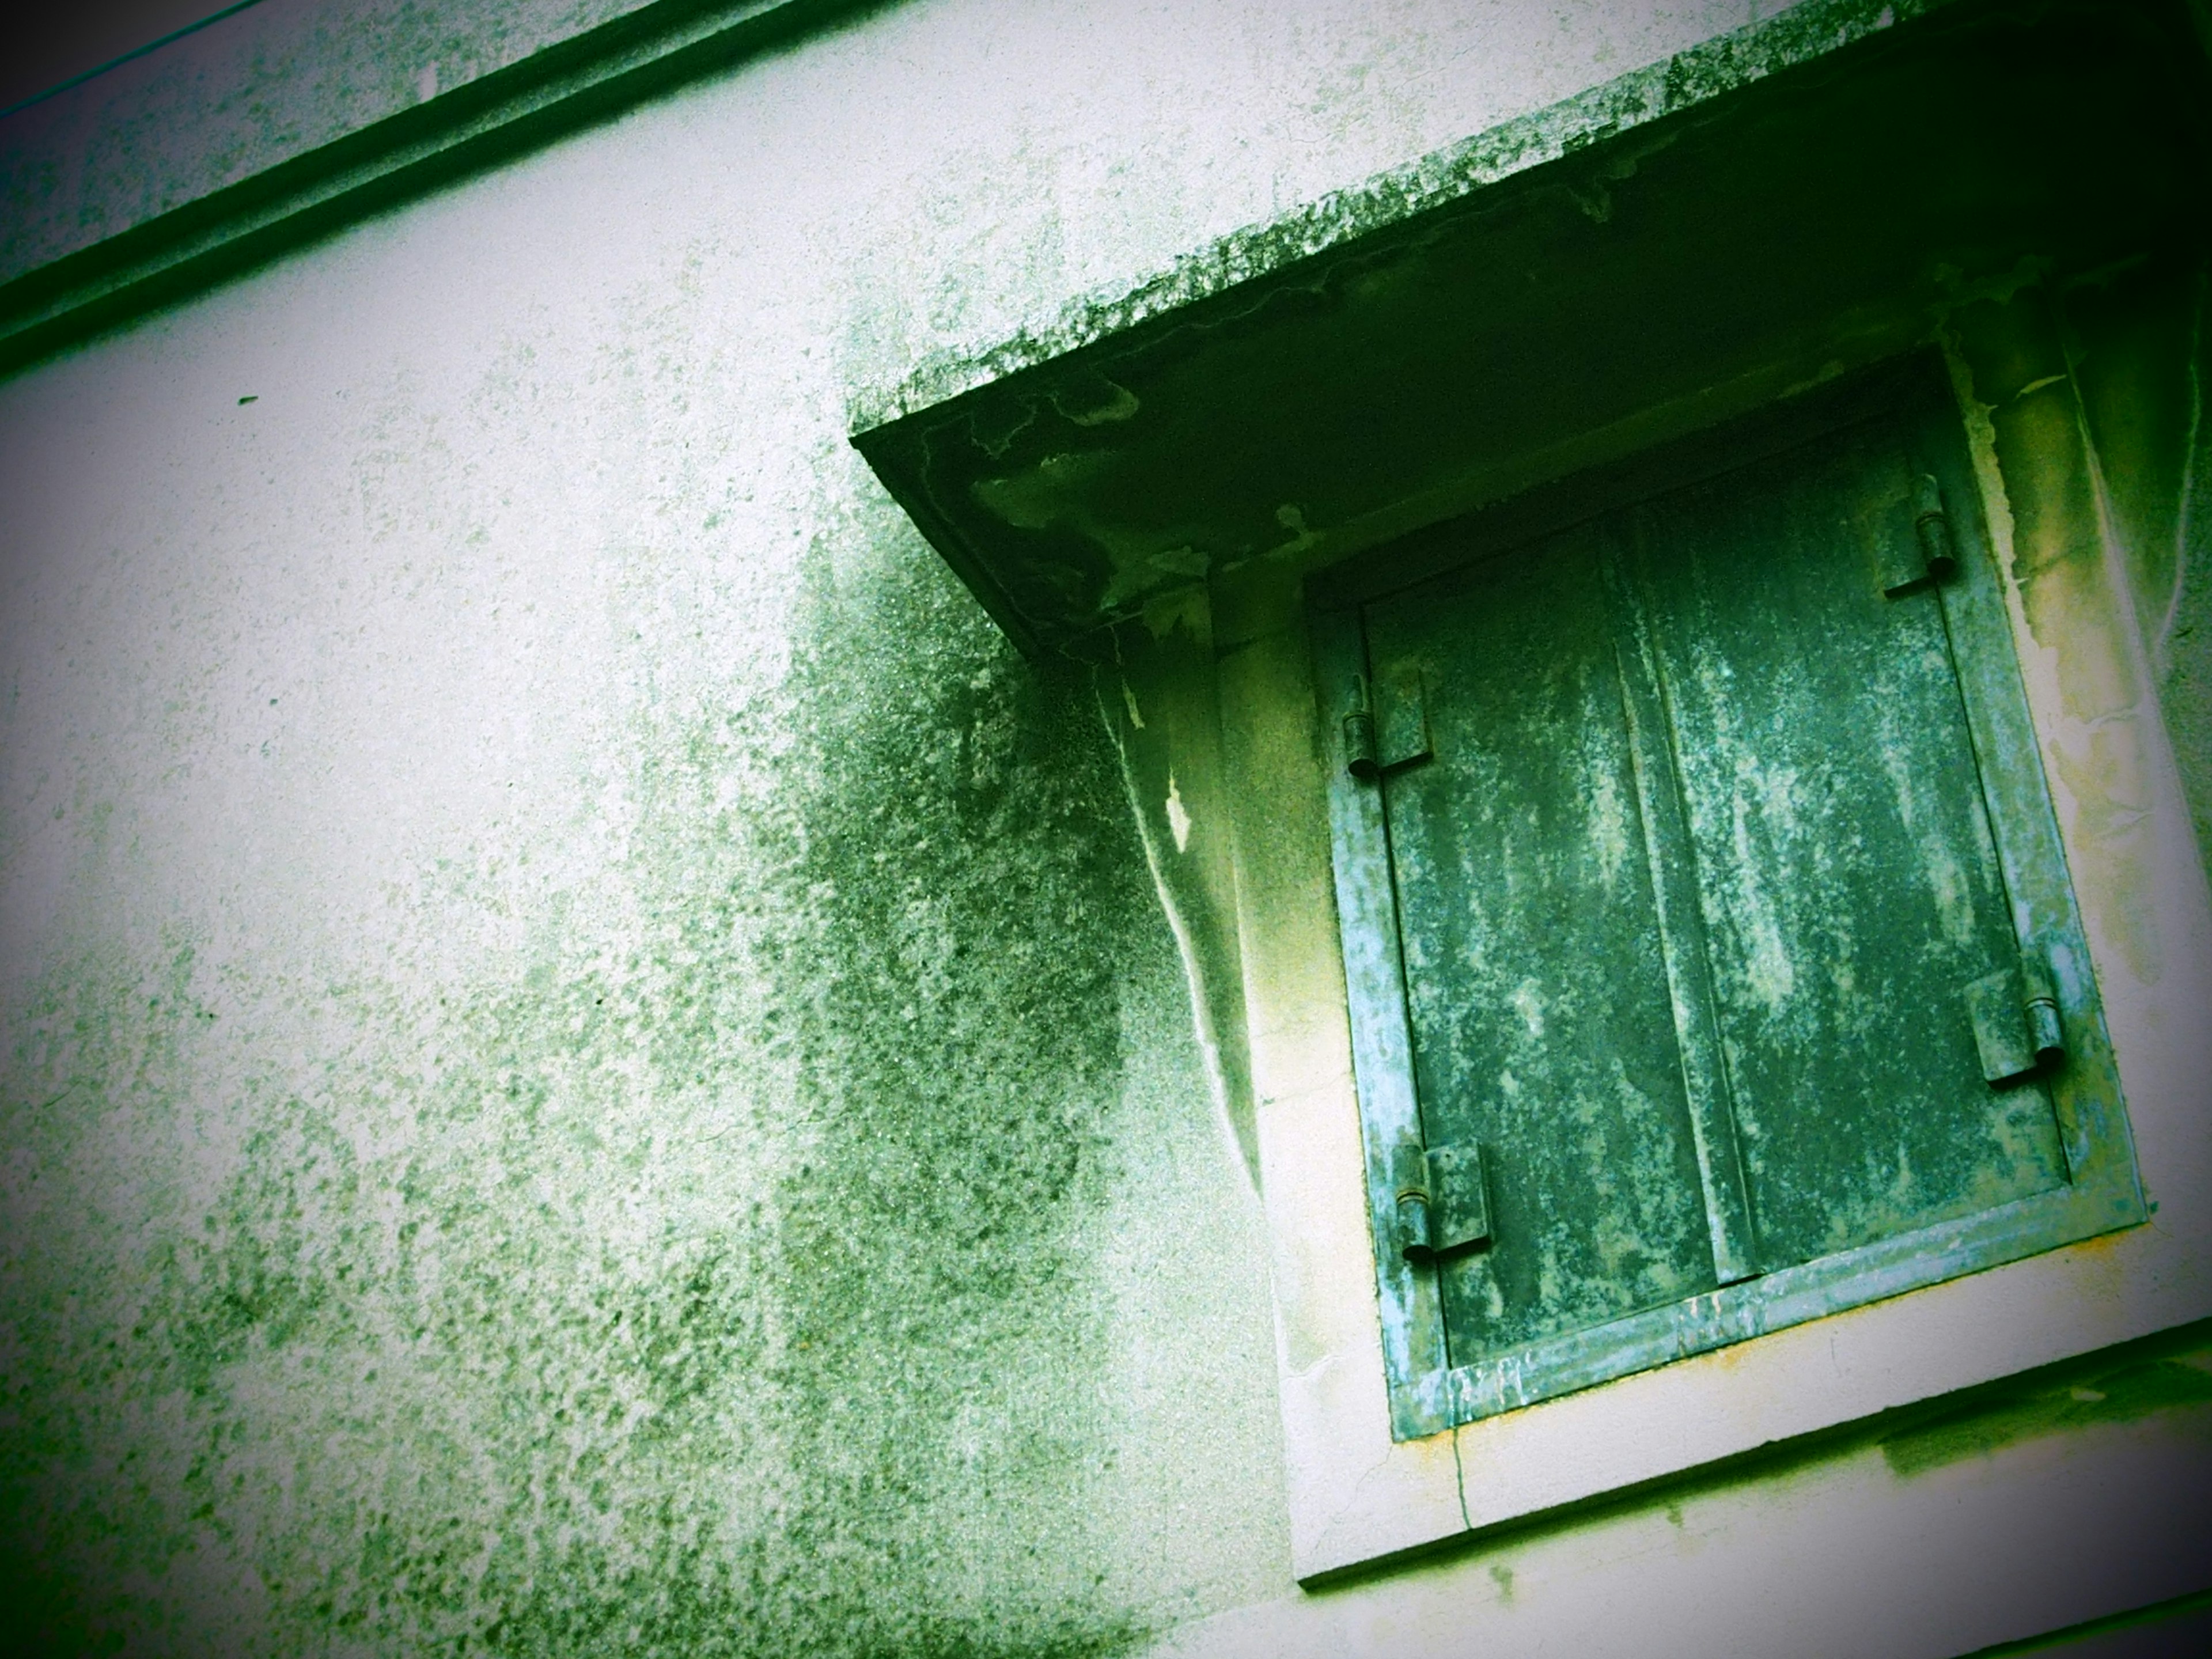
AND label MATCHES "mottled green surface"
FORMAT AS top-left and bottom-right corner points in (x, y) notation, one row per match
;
(1332, 378), (2131, 1430)
(3, 0), (2210, 1653)
(861, 0), (1963, 429)
(0, 516), (1257, 1653)
(0, 16), (1325, 1618)
(1626, 424), (2067, 1264)
(12, 0), (1716, 1638)
(1373, 526), (1718, 1356)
